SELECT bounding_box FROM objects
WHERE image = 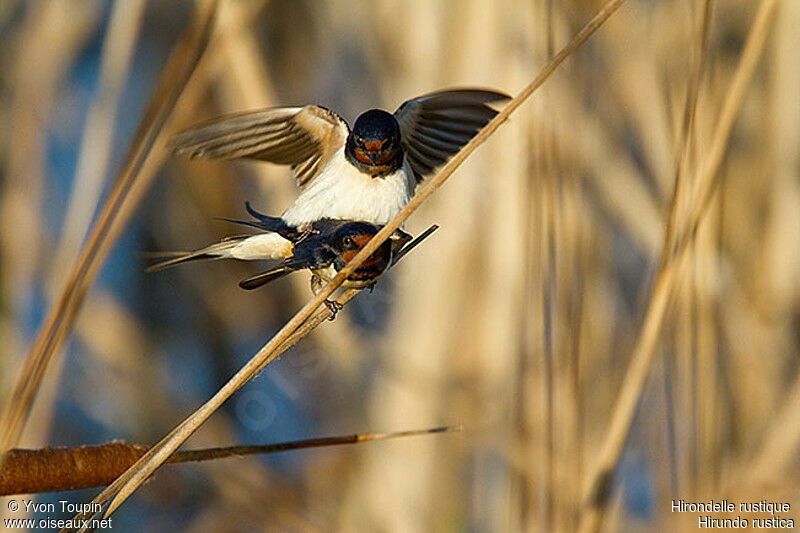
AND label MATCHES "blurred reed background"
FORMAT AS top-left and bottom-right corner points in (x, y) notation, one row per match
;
(0, 0), (798, 531)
